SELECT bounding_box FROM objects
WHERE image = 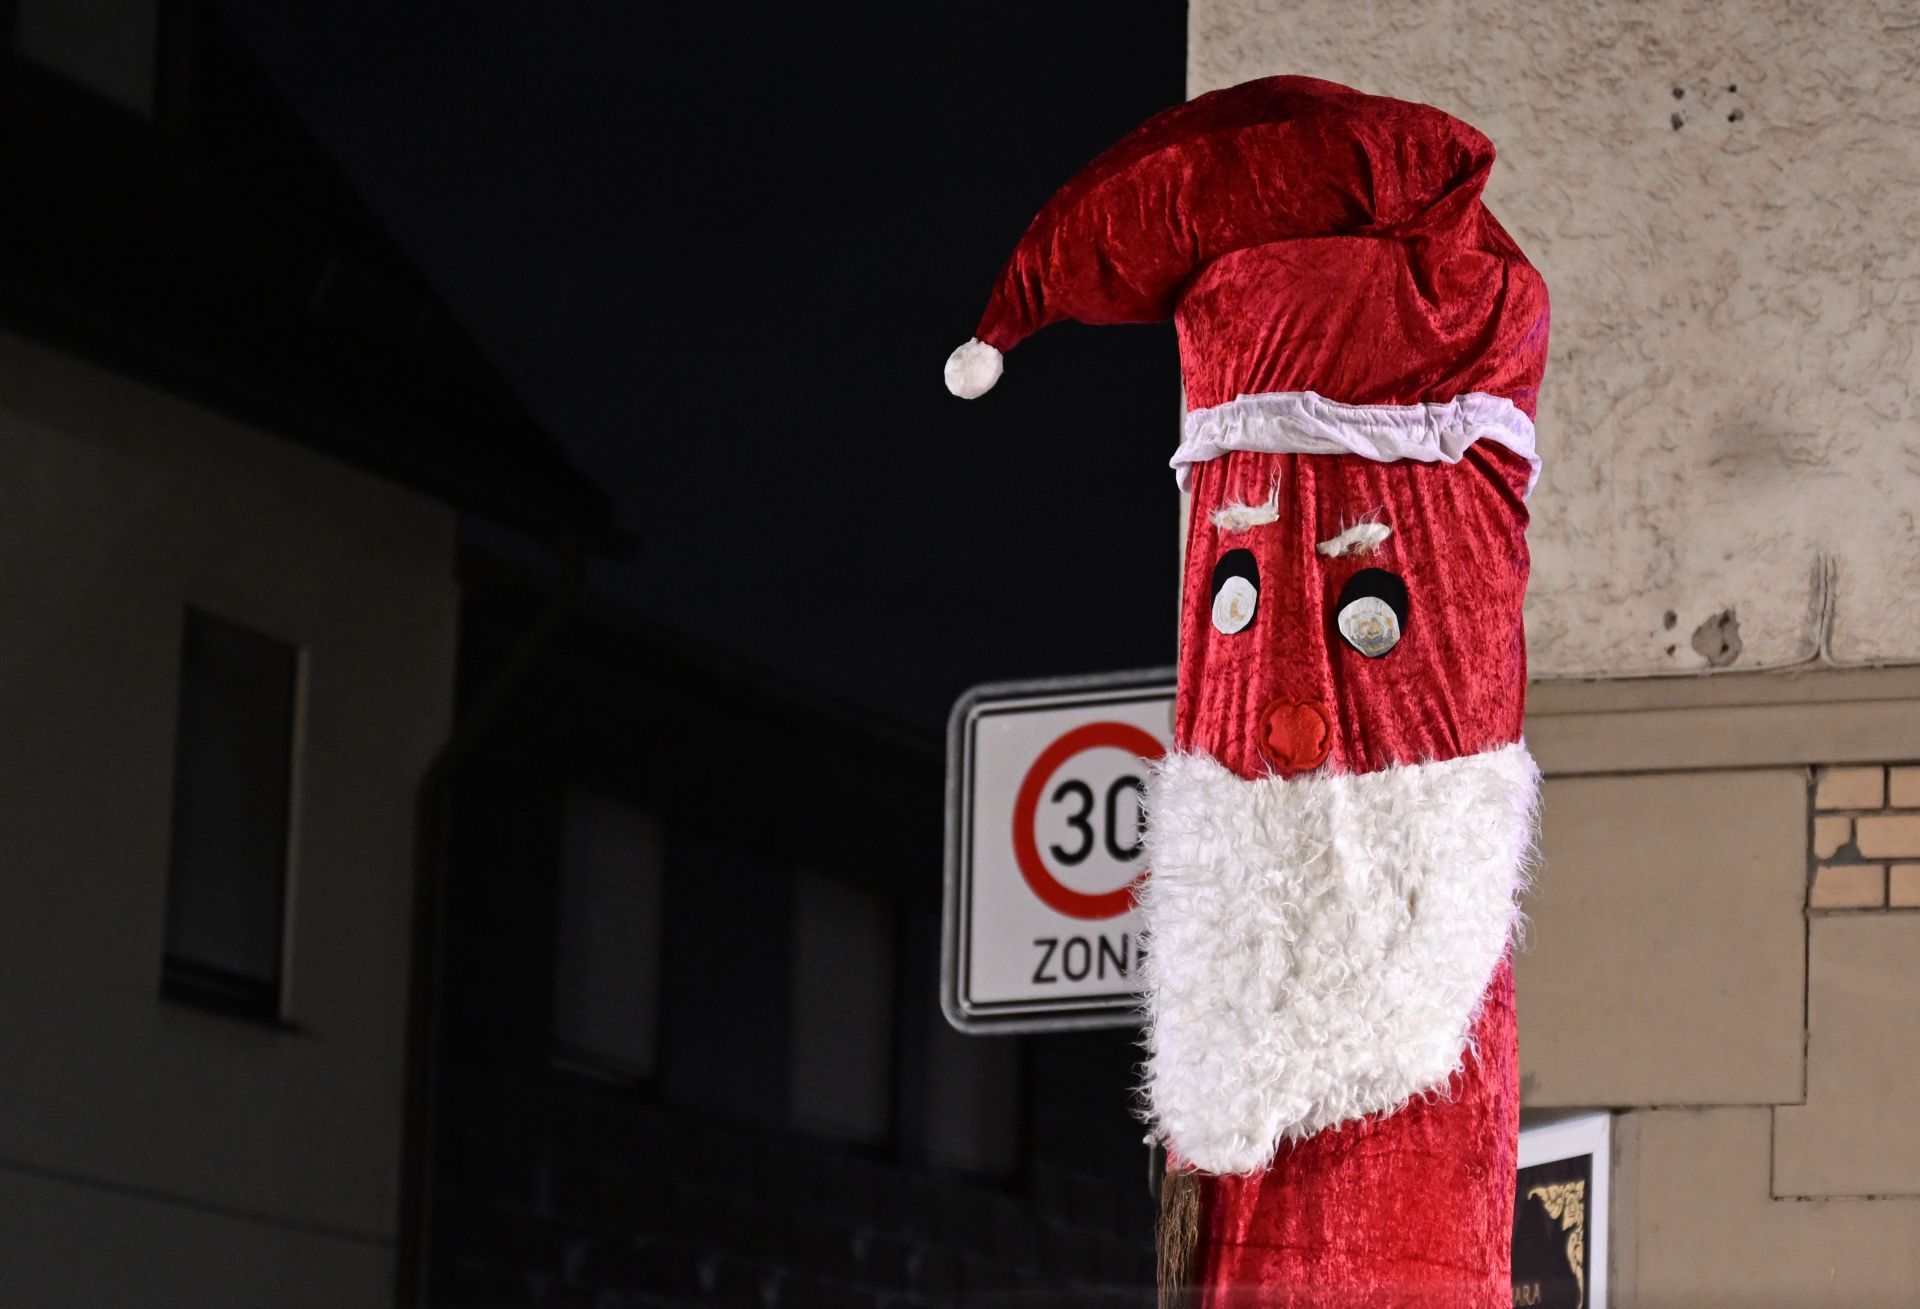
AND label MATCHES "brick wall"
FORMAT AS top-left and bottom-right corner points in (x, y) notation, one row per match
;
(1810, 766), (1920, 911)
